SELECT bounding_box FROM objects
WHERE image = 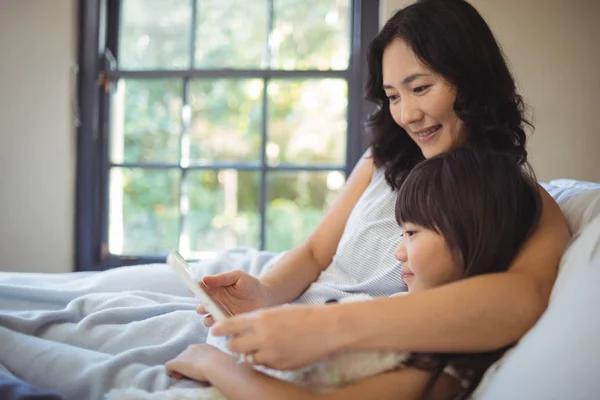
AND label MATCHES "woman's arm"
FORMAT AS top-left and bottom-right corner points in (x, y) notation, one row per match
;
(259, 151), (375, 306)
(166, 345), (458, 400)
(336, 187), (571, 352)
(213, 186), (570, 368)
(199, 151), (376, 326)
